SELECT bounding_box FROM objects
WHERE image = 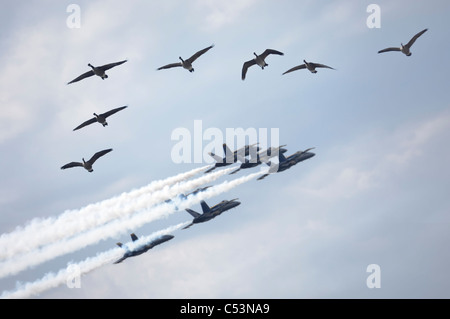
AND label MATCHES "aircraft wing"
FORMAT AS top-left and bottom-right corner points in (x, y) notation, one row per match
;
(113, 256), (127, 264)
(182, 222), (194, 230)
